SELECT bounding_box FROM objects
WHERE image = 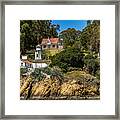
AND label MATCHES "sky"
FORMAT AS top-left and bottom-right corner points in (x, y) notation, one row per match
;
(51, 20), (87, 33)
